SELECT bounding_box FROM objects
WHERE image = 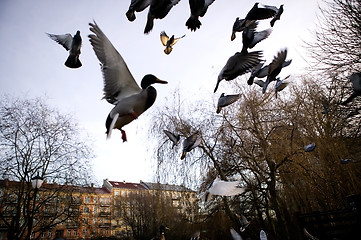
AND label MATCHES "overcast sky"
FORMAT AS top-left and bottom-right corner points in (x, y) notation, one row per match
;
(0, 0), (320, 186)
